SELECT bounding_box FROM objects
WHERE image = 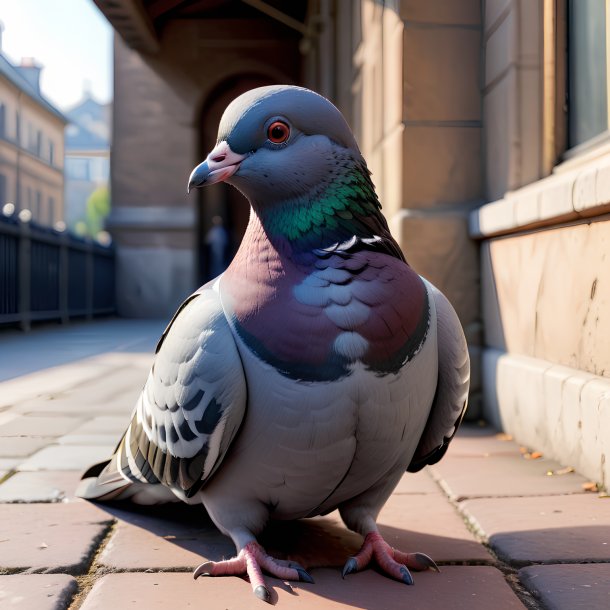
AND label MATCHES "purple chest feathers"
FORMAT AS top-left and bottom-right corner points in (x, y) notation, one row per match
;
(221, 248), (429, 382)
